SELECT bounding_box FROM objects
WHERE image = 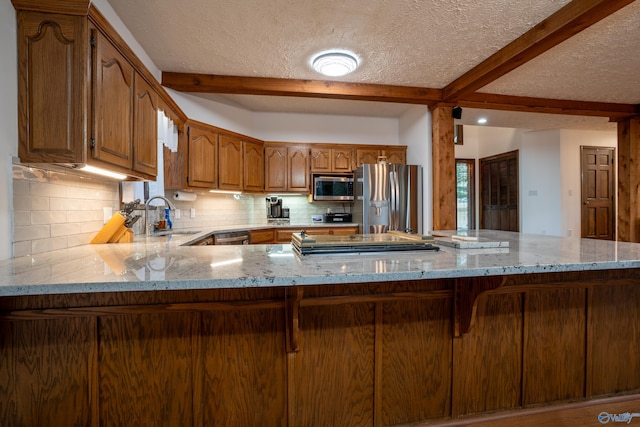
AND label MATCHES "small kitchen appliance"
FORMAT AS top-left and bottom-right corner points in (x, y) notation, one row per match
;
(323, 212), (352, 223)
(312, 174), (354, 201)
(266, 196), (283, 218)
